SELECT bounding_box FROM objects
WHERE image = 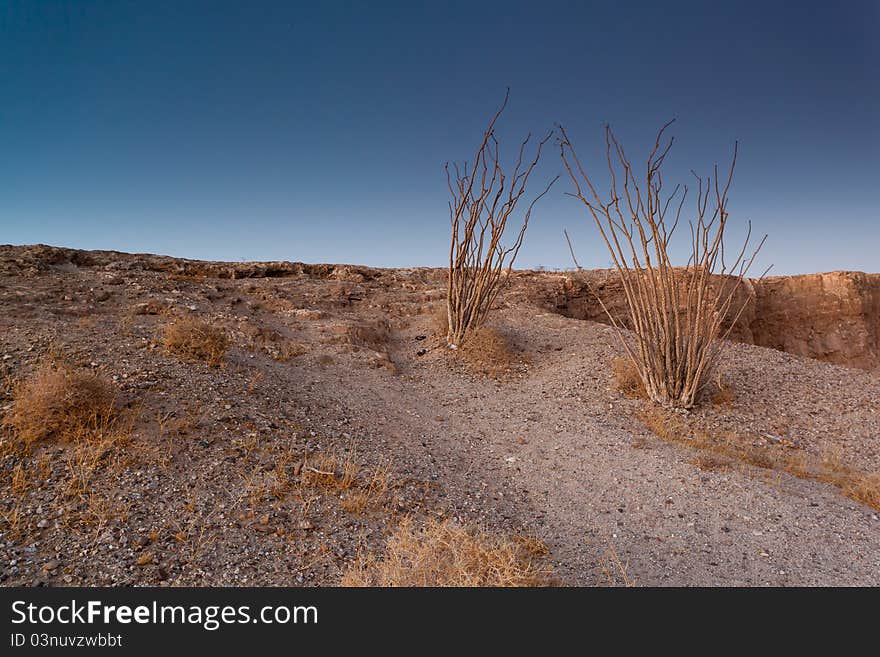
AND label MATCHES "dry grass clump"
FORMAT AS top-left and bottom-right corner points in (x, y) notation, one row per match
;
(614, 356), (735, 407)
(612, 357), (646, 399)
(841, 472), (880, 510)
(638, 408), (880, 511)
(297, 451), (391, 514)
(339, 462), (391, 514)
(164, 318), (229, 366)
(3, 361), (118, 448)
(457, 326), (522, 378)
(341, 518), (555, 587)
(300, 452), (358, 492)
